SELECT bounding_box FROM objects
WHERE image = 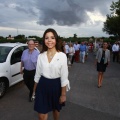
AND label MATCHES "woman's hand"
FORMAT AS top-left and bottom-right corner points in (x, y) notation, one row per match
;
(59, 95), (66, 104)
(31, 92), (35, 101)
